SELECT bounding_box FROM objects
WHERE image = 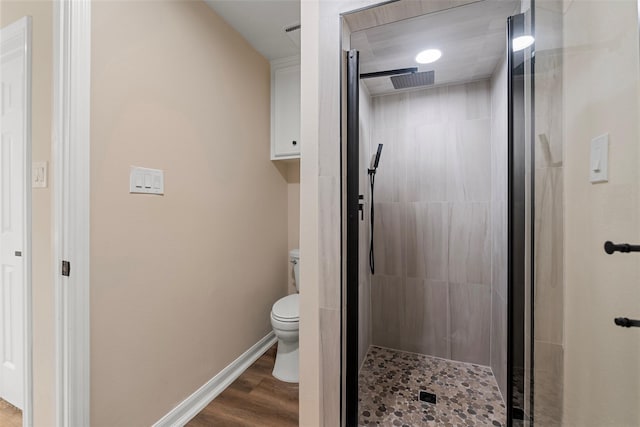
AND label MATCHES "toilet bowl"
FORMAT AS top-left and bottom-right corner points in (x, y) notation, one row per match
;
(271, 249), (300, 383)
